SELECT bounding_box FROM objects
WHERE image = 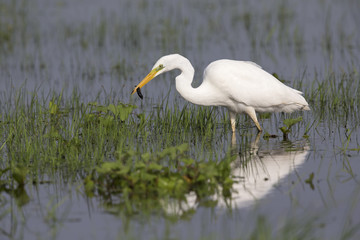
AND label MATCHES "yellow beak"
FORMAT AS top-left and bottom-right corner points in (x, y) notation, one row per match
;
(131, 65), (164, 95)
